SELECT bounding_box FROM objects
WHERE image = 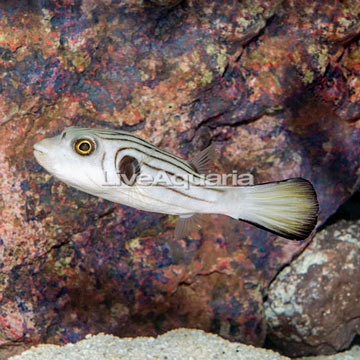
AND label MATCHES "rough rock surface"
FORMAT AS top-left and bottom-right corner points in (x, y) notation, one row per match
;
(265, 219), (360, 357)
(150, 0), (183, 7)
(0, 0), (360, 359)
